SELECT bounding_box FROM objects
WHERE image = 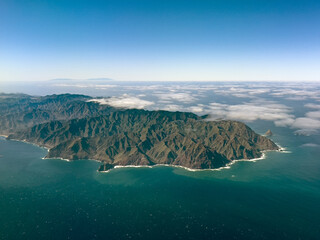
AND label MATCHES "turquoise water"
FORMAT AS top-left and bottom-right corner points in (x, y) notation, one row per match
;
(1, 130), (320, 239)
